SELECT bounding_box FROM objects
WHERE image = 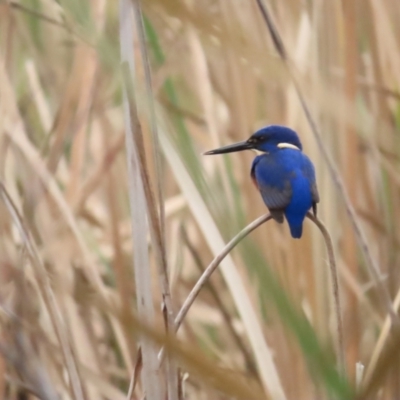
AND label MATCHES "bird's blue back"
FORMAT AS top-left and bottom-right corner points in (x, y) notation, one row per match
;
(251, 148), (318, 238)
